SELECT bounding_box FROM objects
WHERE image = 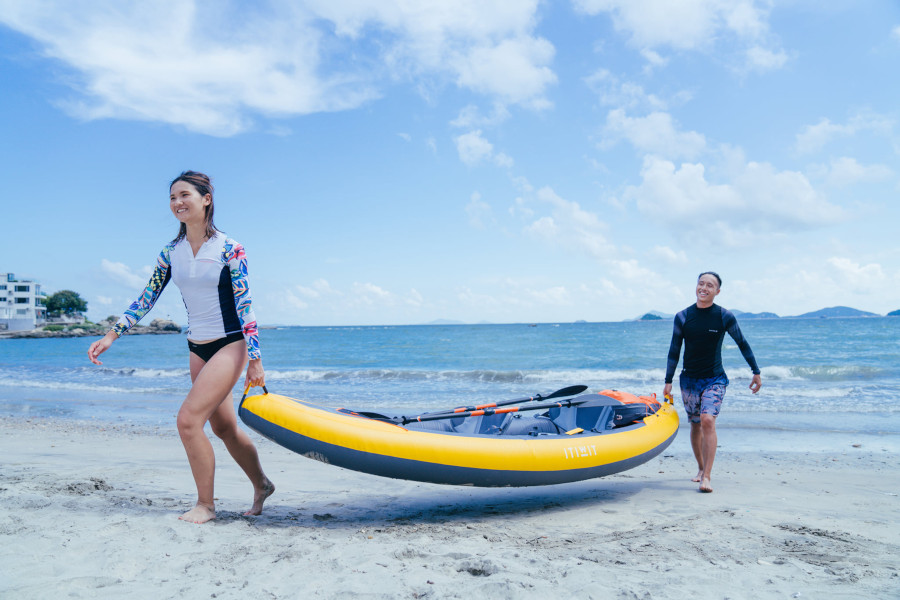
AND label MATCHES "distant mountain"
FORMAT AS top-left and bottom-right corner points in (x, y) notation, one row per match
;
(889, 310), (900, 317)
(790, 306), (879, 319)
(638, 312), (664, 321)
(731, 309), (780, 319)
(629, 310), (672, 321)
(633, 306), (885, 322)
